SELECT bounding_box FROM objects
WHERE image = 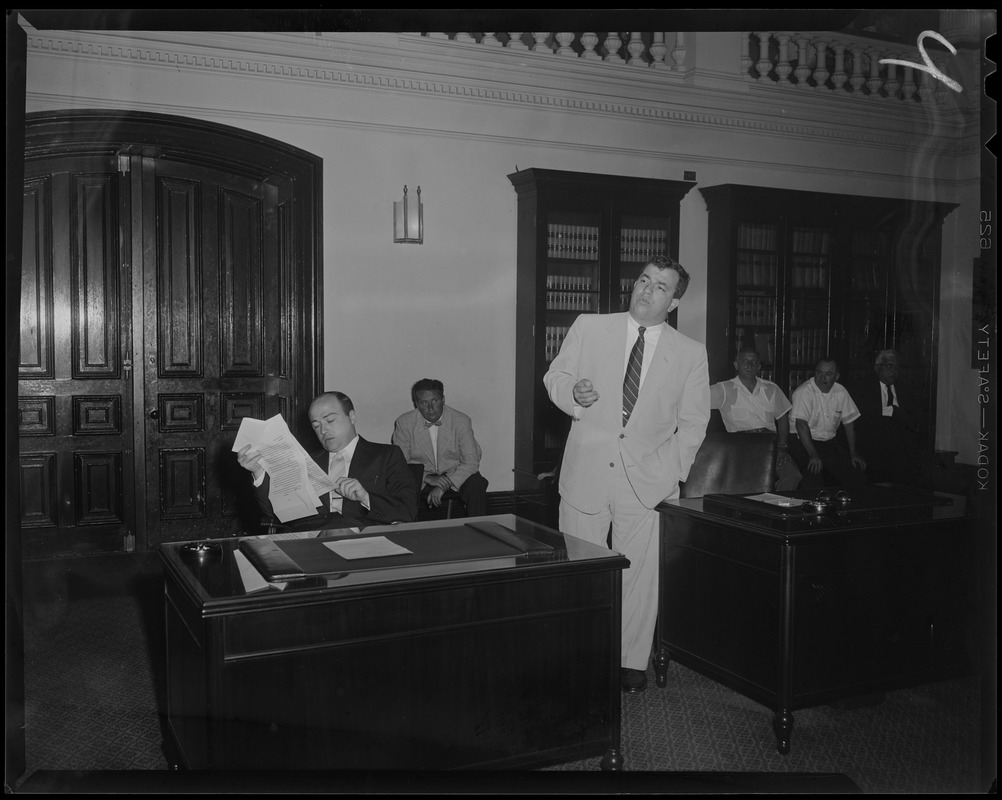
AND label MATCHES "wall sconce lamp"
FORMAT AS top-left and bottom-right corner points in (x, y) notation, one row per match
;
(393, 185), (423, 244)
